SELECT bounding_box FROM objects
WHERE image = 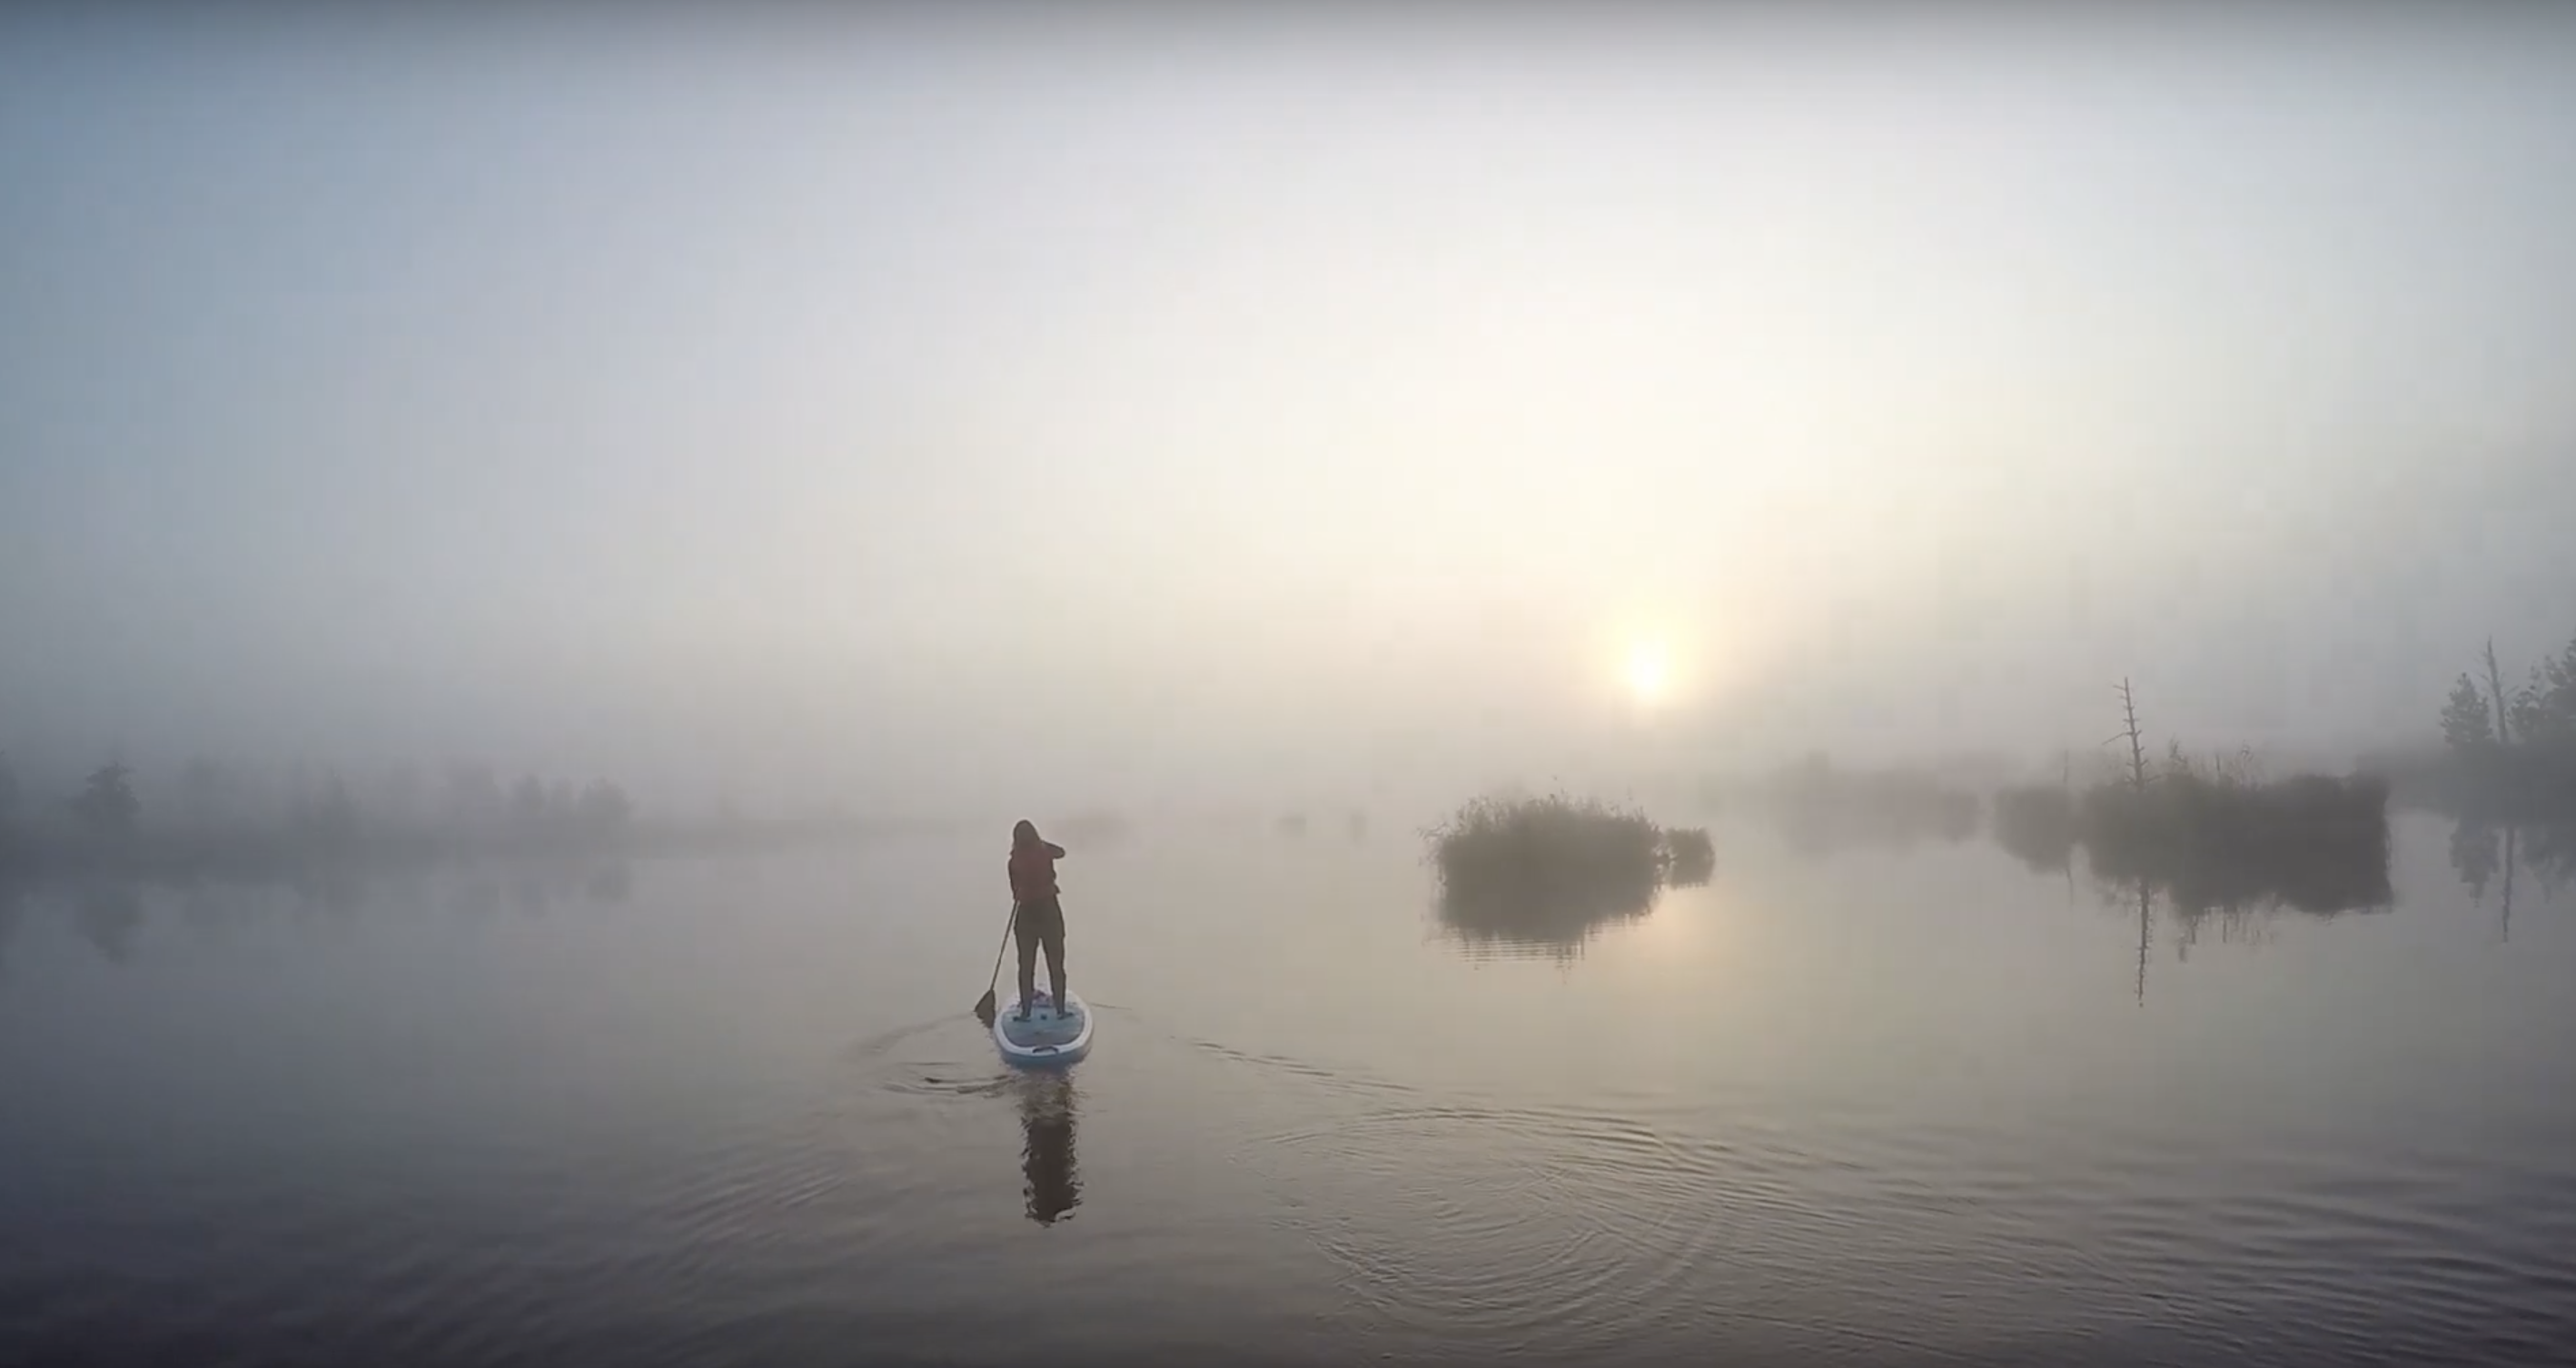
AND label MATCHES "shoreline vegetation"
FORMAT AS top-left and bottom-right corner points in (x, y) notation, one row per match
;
(0, 761), (956, 888)
(1993, 680), (2395, 915)
(8, 629), (2573, 912)
(1994, 757), (2395, 914)
(1426, 791), (1713, 950)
